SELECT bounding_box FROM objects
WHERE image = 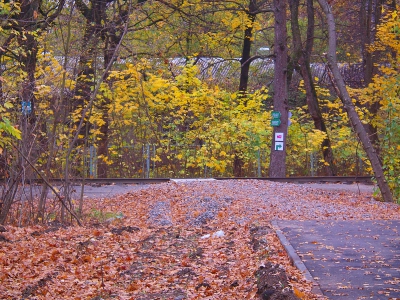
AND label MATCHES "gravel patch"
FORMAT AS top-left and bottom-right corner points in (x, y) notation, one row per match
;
(142, 180), (398, 227)
(148, 201), (173, 226)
